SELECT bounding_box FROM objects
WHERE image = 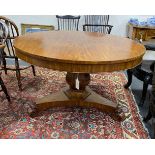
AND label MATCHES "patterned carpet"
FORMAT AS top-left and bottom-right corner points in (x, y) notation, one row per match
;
(0, 67), (149, 139)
